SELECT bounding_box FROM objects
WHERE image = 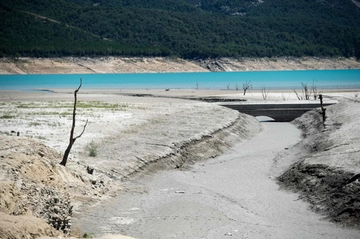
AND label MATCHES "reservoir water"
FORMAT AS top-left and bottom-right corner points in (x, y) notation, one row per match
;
(0, 69), (359, 90)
